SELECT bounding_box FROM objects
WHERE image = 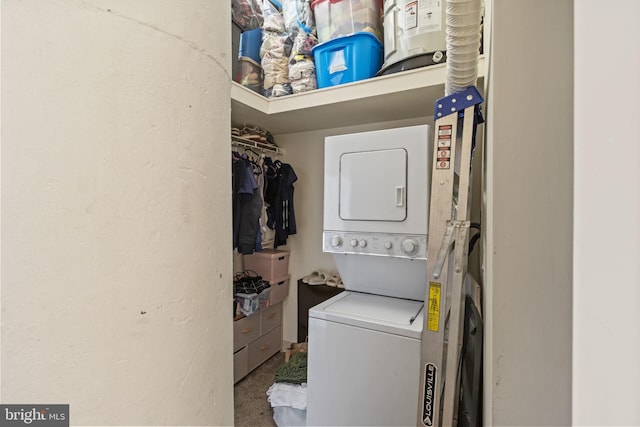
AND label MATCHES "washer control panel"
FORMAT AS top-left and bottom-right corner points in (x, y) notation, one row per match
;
(323, 232), (427, 259)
